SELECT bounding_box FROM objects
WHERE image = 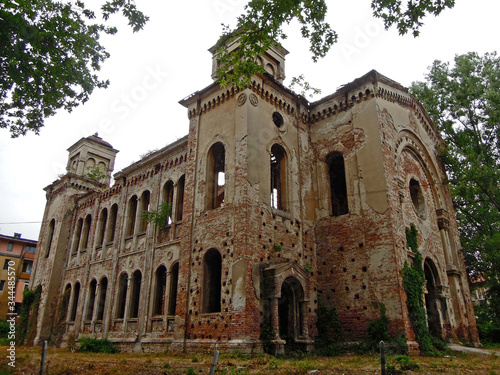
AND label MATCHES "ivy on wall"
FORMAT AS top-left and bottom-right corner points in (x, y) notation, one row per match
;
(16, 285), (42, 345)
(402, 224), (435, 354)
